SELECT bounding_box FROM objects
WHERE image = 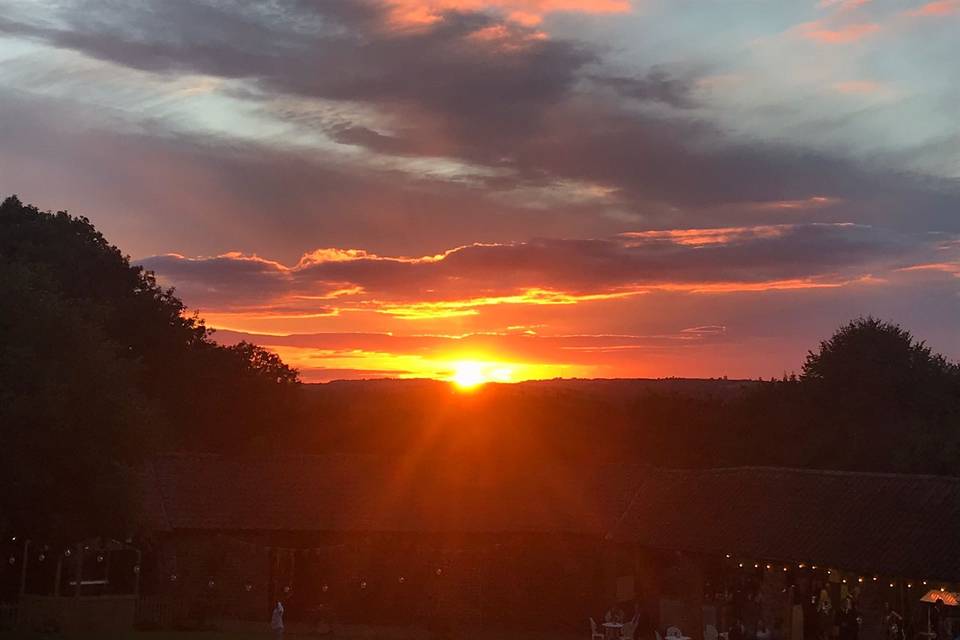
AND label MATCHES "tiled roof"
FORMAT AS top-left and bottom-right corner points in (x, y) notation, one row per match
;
(144, 453), (640, 536)
(610, 466), (960, 582)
